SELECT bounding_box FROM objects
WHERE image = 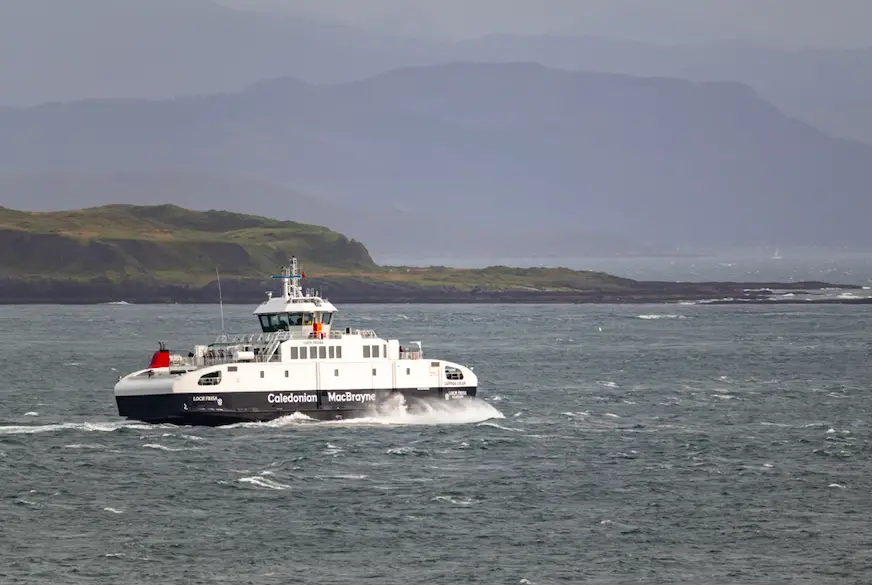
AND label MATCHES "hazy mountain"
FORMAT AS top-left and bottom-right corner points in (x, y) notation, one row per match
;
(220, 0), (872, 49)
(448, 36), (872, 142)
(804, 100), (872, 144)
(0, 0), (436, 105)
(1, 62), (870, 249)
(2, 0), (871, 143)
